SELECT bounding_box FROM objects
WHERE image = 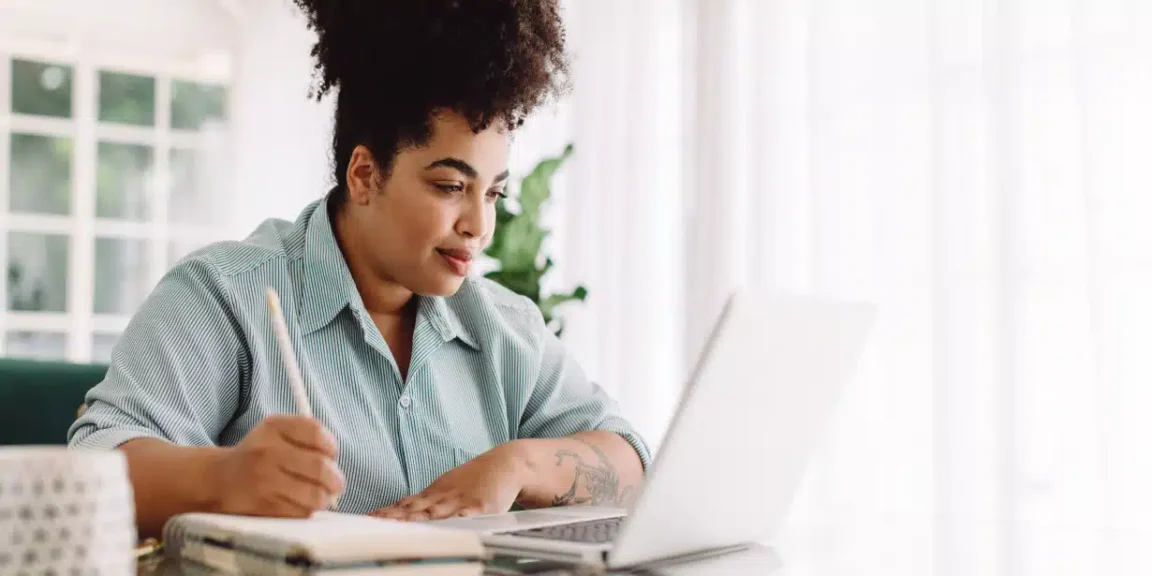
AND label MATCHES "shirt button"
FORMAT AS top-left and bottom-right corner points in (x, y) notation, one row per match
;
(399, 395), (412, 409)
